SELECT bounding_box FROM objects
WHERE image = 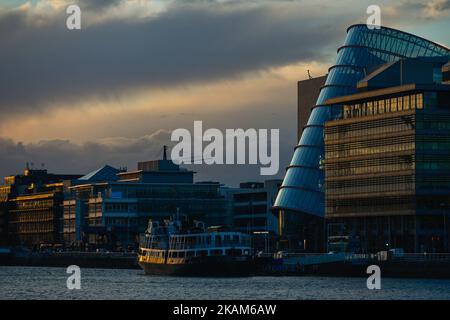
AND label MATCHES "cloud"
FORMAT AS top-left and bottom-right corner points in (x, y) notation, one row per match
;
(0, 130), (172, 177)
(0, 0), (344, 116)
(0, 127), (294, 187)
